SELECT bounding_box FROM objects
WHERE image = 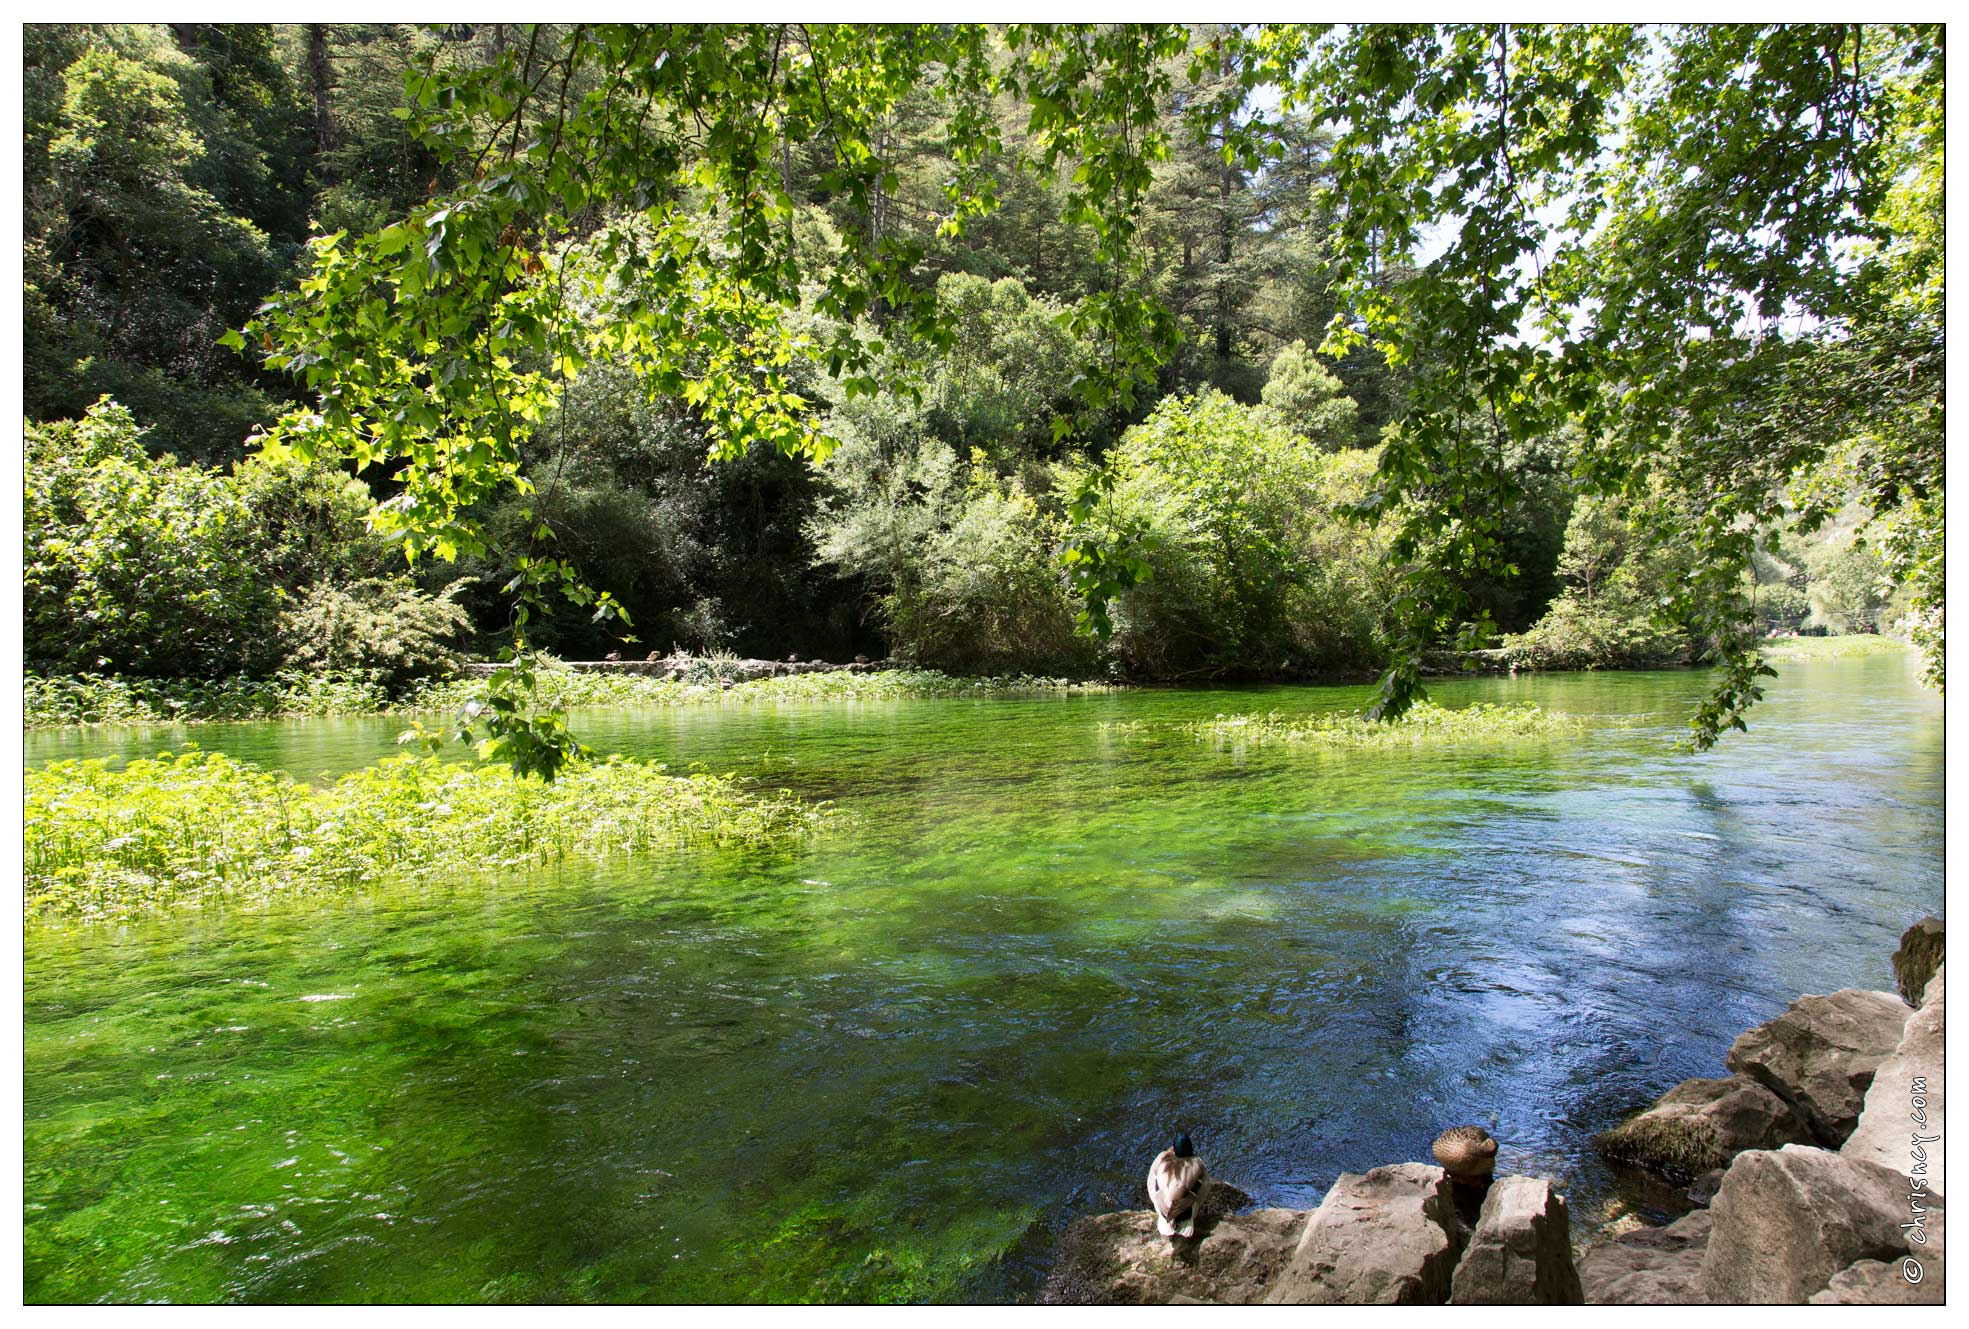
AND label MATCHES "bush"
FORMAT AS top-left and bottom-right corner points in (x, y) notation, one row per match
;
(24, 399), (286, 676)
(1260, 341), (1360, 449)
(1096, 391), (1394, 677)
(1502, 599), (1692, 671)
(809, 401), (1092, 674)
(1503, 493), (1701, 670)
(277, 577), (473, 692)
(25, 398), (391, 678)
